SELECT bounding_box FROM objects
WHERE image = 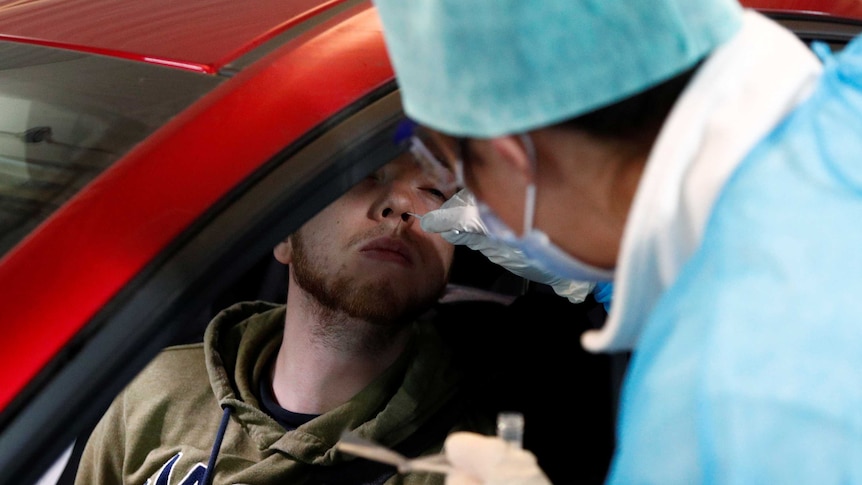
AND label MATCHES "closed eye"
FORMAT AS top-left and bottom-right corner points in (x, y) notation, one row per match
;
(424, 187), (447, 201)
